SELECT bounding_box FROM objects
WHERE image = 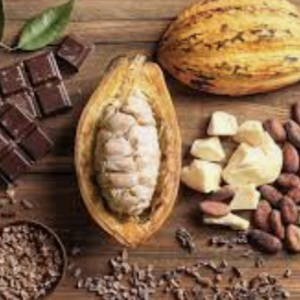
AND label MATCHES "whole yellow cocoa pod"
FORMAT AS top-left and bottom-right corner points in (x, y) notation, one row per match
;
(158, 0), (300, 96)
